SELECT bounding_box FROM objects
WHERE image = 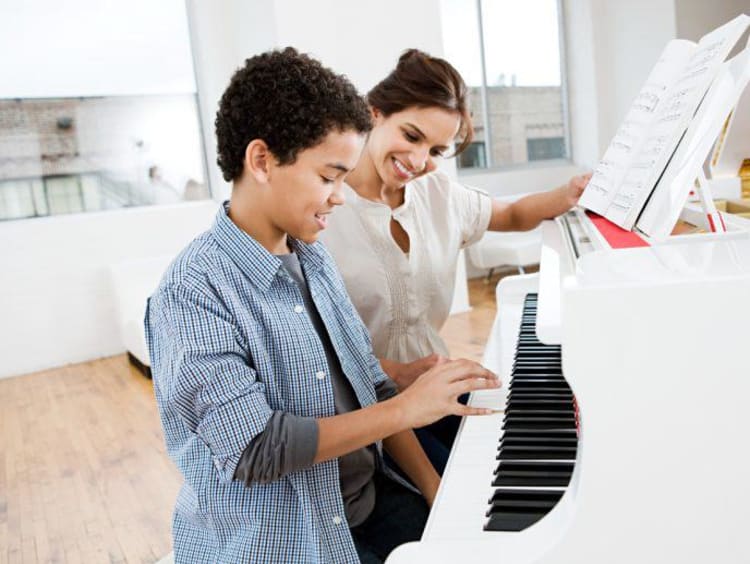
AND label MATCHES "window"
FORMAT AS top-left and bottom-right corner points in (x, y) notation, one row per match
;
(527, 137), (566, 161)
(440, 0), (569, 170)
(458, 141), (488, 169)
(0, 0), (208, 221)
